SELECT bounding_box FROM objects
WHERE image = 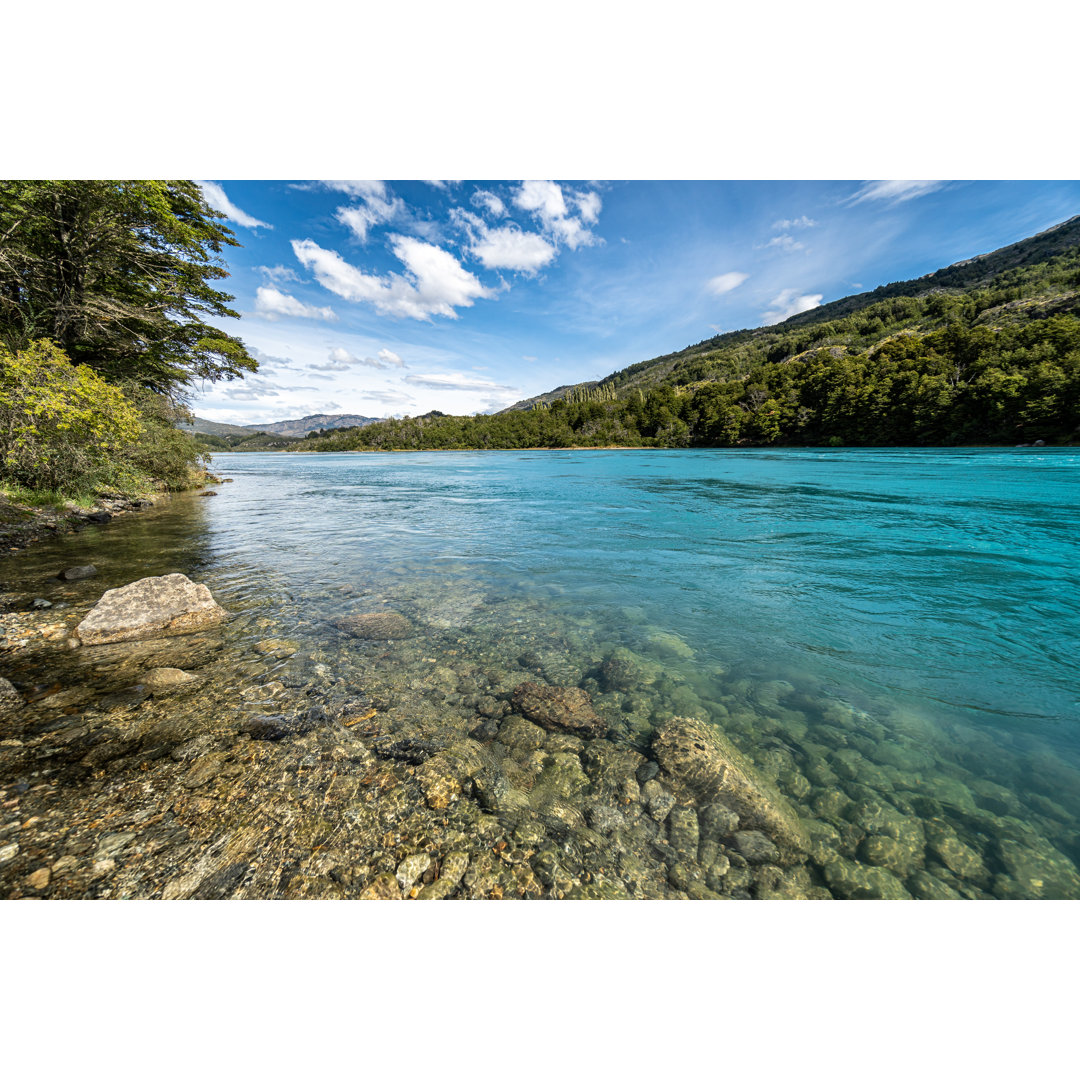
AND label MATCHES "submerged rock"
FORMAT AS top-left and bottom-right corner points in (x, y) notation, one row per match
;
(0, 676), (24, 714)
(652, 715), (807, 855)
(143, 667), (201, 692)
(511, 682), (606, 737)
(75, 574), (228, 645)
(59, 564), (97, 581)
(335, 612), (413, 639)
